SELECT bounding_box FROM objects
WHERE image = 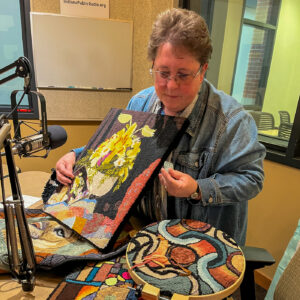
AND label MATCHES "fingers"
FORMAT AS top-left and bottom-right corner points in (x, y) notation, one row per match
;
(159, 168), (180, 196)
(56, 152), (75, 185)
(160, 168), (173, 183)
(56, 169), (73, 186)
(167, 168), (182, 179)
(159, 167), (198, 198)
(160, 168), (184, 186)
